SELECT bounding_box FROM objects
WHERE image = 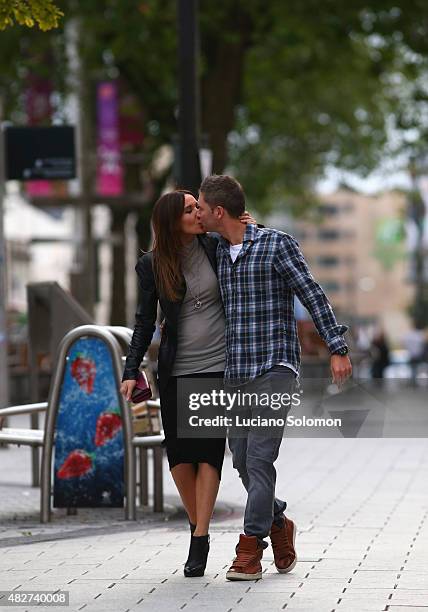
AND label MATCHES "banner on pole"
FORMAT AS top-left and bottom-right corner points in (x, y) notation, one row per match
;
(96, 81), (124, 196)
